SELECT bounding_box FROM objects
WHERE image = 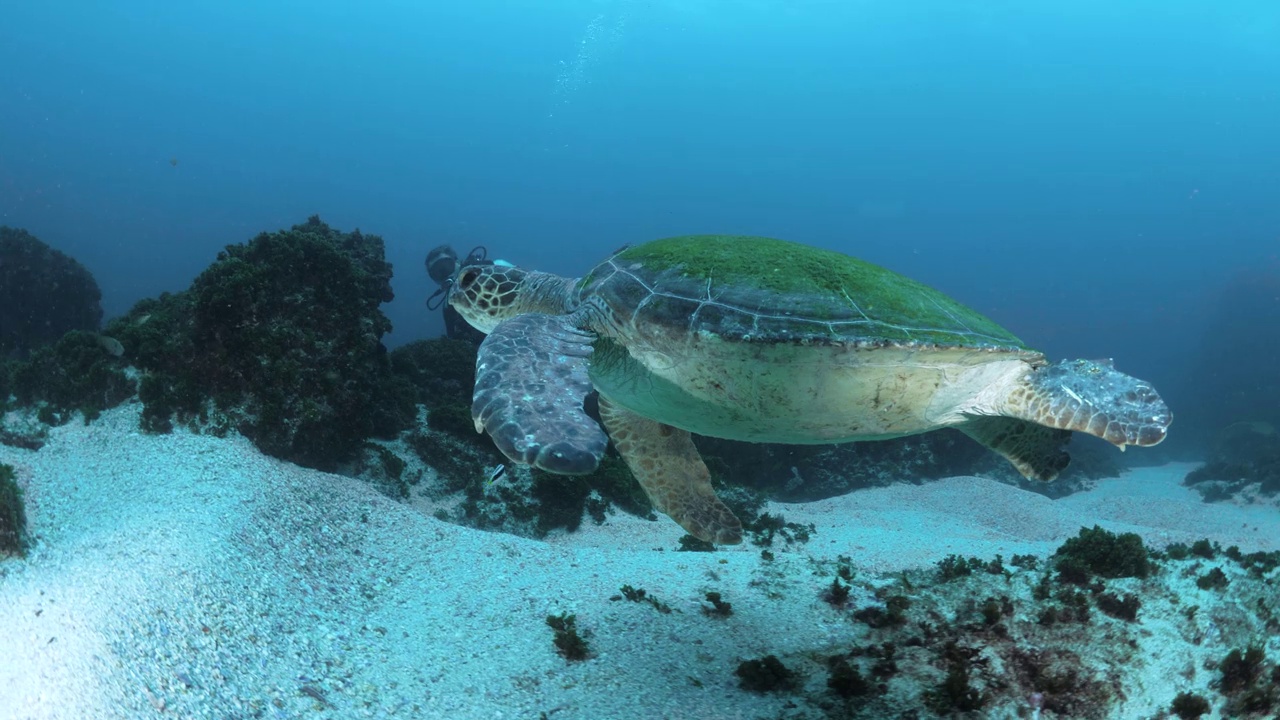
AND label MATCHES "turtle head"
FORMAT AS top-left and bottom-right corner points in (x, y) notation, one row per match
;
(448, 264), (579, 334)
